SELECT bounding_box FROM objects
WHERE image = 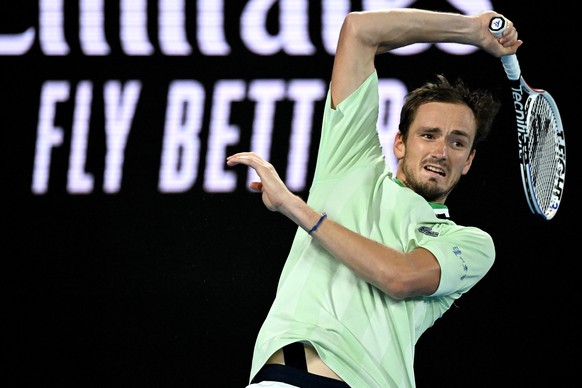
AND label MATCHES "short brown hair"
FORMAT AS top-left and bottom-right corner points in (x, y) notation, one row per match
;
(398, 74), (501, 150)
